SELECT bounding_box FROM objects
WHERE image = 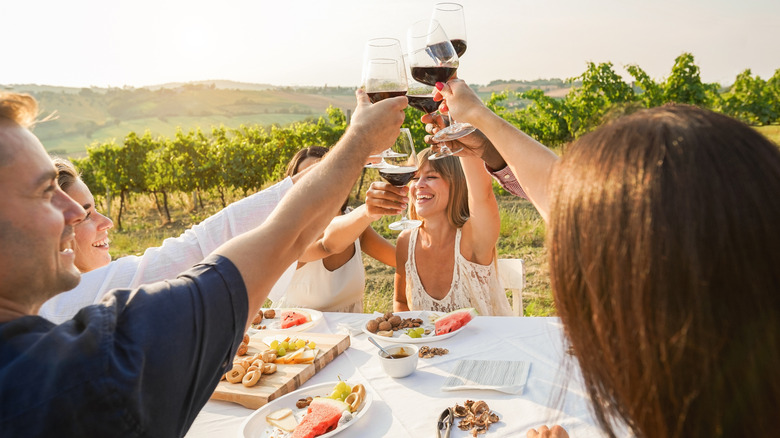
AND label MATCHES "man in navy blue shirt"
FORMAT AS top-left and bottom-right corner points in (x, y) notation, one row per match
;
(0, 90), (407, 436)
